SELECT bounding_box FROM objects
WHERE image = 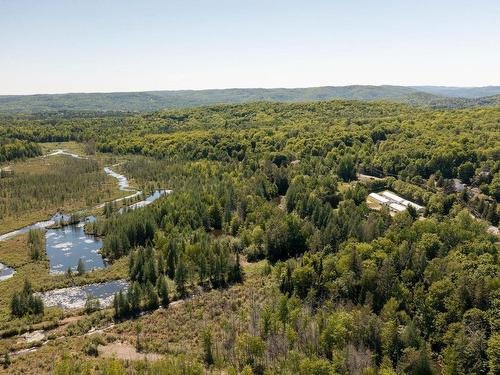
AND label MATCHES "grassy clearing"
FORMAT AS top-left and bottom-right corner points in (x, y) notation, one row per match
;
(0, 146), (130, 234)
(2, 261), (274, 374)
(38, 141), (85, 155)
